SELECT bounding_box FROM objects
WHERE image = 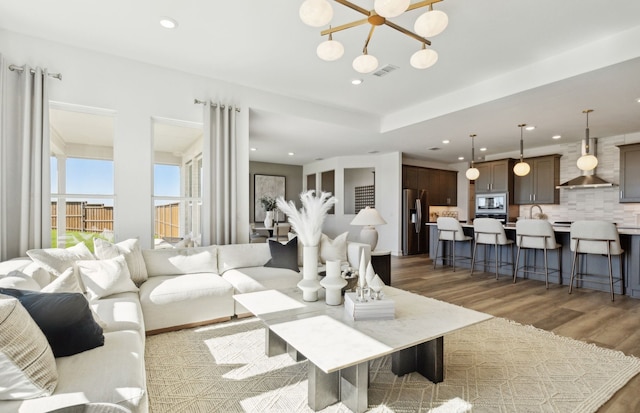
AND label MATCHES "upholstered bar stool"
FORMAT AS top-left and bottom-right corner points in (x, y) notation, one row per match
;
(433, 217), (473, 271)
(569, 220), (624, 301)
(514, 219), (561, 288)
(470, 218), (514, 279)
